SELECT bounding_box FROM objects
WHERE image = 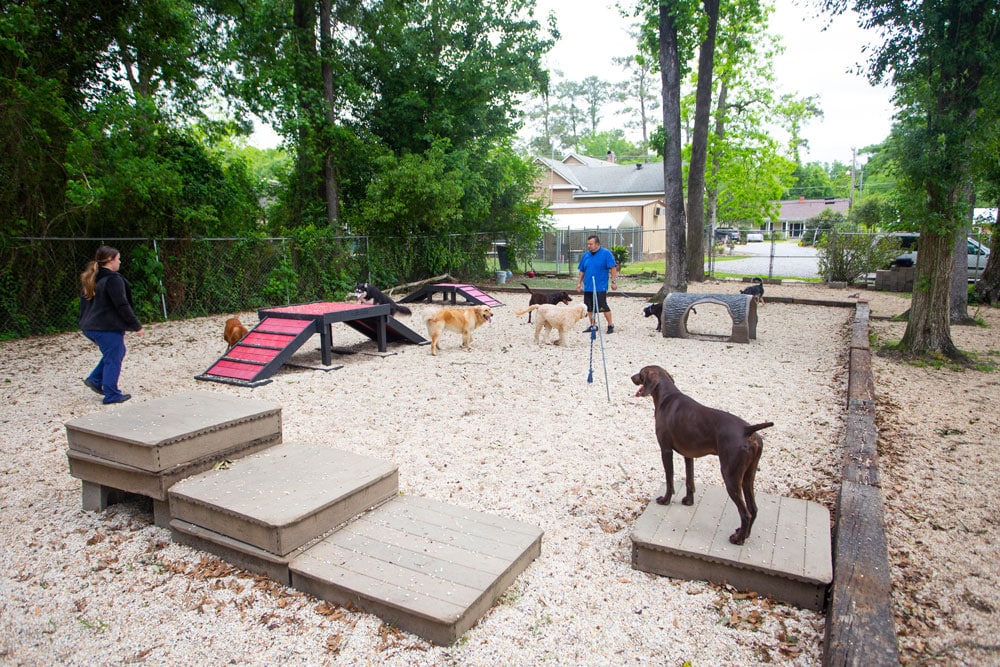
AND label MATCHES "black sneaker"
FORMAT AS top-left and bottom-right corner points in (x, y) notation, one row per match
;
(606, 325), (615, 334)
(83, 378), (103, 395)
(103, 393), (131, 405)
